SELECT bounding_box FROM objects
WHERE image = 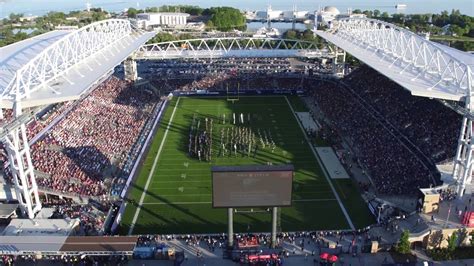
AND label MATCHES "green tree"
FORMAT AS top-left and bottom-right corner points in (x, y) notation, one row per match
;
(206, 7), (246, 31)
(145, 7), (159, 13)
(373, 10), (381, 18)
(158, 5), (204, 15)
(447, 232), (457, 253)
(450, 25), (466, 36)
(147, 32), (176, 44)
(127, 8), (138, 18)
(91, 11), (107, 22)
(283, 30), (298, 39)
(206, 20), (214, 30)
(302, 29), (315, 41)
(362, 10), (373, 18)
(8, 13), (23, 23)
(41, 11), (66, 26)
(396, 230), (411, 254)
